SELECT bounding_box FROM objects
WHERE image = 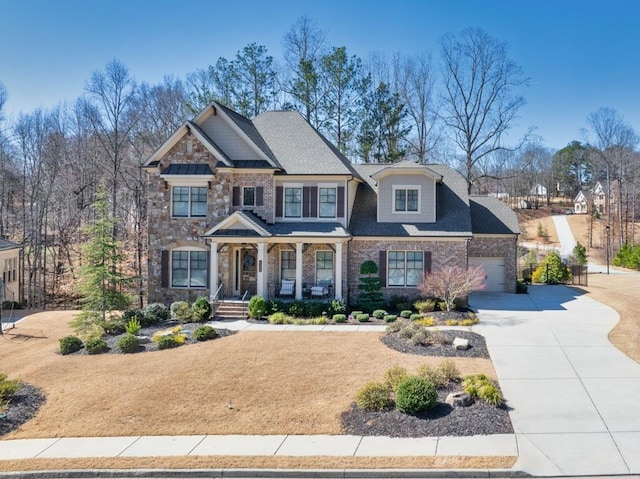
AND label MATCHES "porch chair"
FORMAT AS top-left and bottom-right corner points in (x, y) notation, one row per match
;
(310, 280), (331, 298)
(279, 279), (295, 297)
